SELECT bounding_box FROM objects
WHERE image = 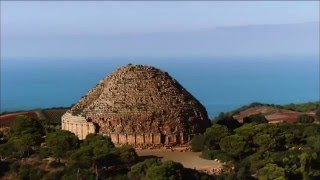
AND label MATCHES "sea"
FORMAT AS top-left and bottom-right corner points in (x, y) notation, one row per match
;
(1, 56), (319, 119)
